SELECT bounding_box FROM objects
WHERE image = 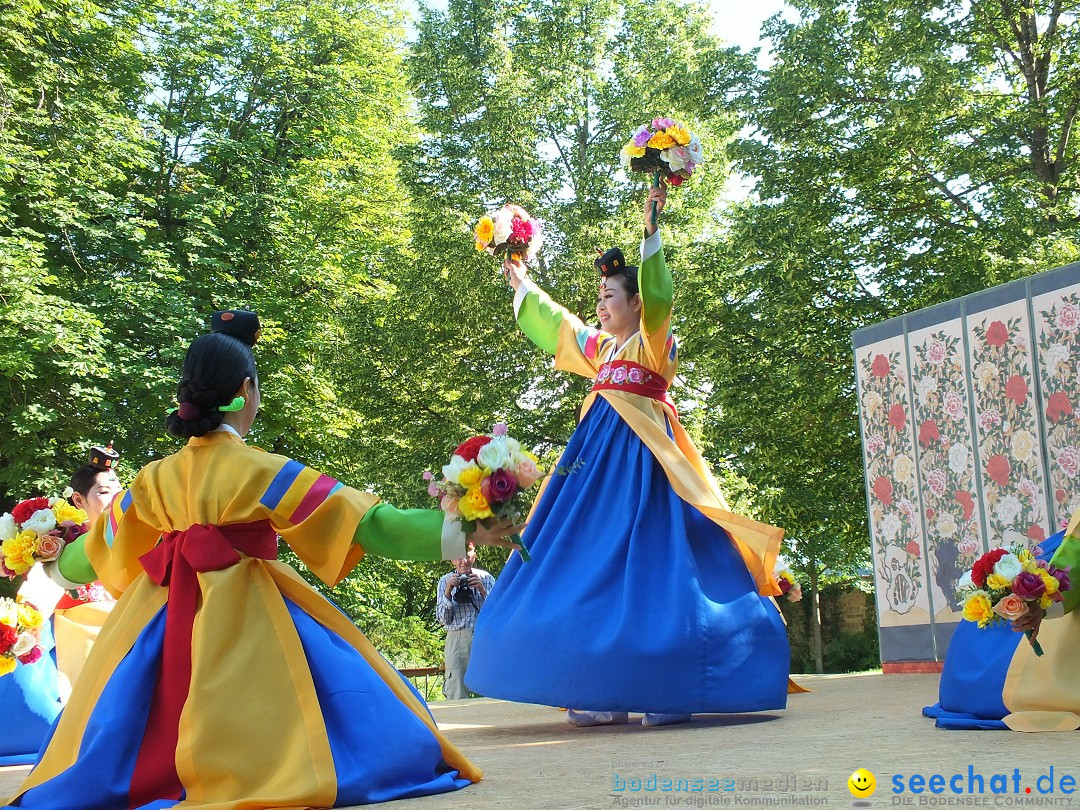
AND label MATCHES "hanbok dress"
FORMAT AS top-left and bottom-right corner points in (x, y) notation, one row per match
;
(53, 578), (116, 699)
(0, 597), (61, 766)
(466, 229), (791, 714)
(924, 511), (1080, 732)
(4, 428), (481, 809)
